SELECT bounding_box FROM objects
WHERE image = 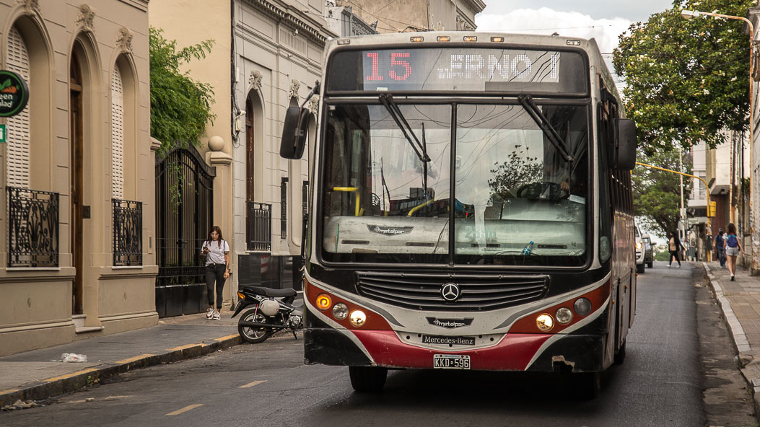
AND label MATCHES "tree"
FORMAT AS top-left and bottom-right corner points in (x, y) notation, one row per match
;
(633, 149), (692, 235)
(613, 0), (754, 153)
(150, 27), (215, 155)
